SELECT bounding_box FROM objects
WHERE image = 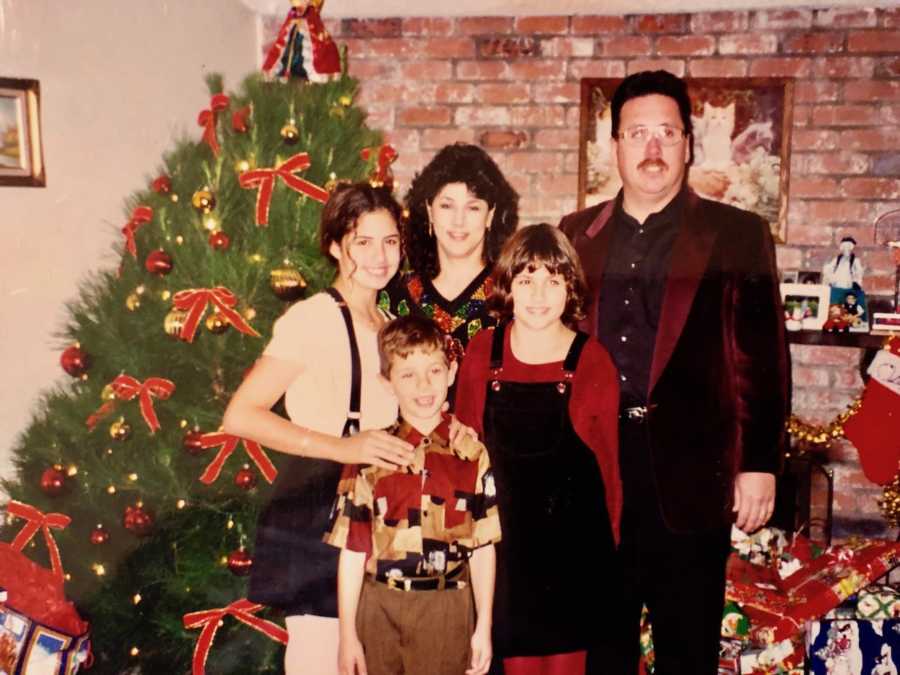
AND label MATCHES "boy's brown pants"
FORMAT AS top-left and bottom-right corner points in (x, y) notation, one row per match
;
(357, 577), (475, 675)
